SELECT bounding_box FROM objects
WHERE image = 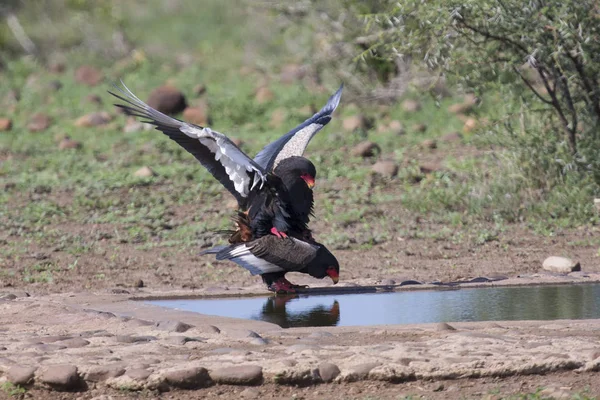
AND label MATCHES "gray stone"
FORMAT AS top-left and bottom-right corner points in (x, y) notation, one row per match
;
(542, 256), (581, 273)
(83, 365), (125, 382)
(351, 141), (380, 158)
(210, 365), (263, 385)
(7, 366), (36, 386)
(164, 336), (205, 345)
(380, 279), (396, 286)
(126, 368), (152, 380)
(39, 364), (81, 390)
(0, 293), (17, 300)
(116, 335), (156, 344)
(61, 338), (90, 348)
(163, 367), (211, 389)
(249, 338), (268, 346)
(318, 363), (340, 382)
(344, 362), (380, 381)
(30, 335), (72, 343)
(436, 322), (457, 331)
(34, 343), (67, 352)
(155, 320), (193, 333)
